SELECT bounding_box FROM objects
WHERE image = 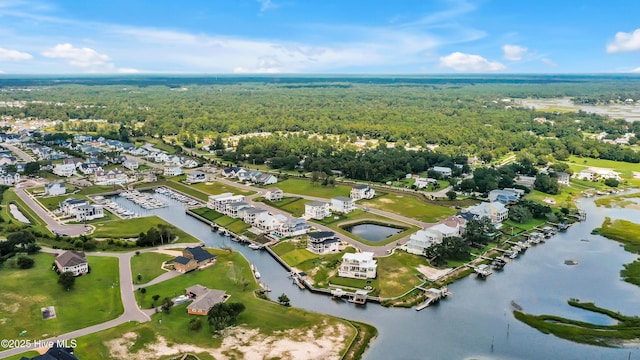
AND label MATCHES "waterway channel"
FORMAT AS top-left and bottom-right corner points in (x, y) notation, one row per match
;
(113, 191), (640, 360)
